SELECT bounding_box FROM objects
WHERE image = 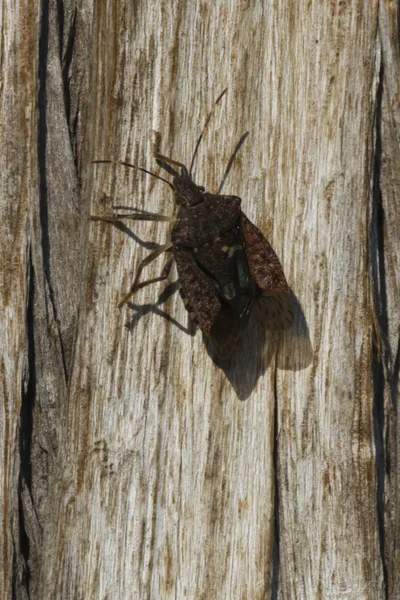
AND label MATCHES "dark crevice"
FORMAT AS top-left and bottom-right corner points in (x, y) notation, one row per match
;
(62, 7), (77, 151)
(38, 0), (69, 383)
(271, 355), (280, 600)
(56, 0), (64, 61)
(58, 1), (79, 167)
(11, 539), (17, 599)
(16, 249), (36, 599)
(71, 96), (80, 160)
(370, 61), (389, 600)
(390, 334), (400, 412)
(21, 256), (35, 492)
(397, 0), (400, 54)
(38, 0), (50, 296)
